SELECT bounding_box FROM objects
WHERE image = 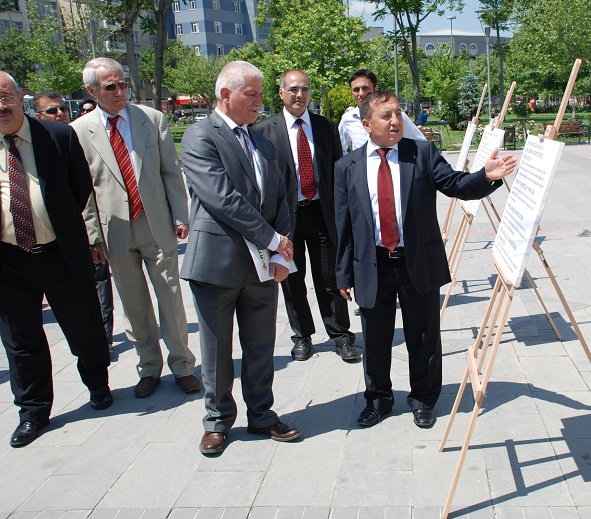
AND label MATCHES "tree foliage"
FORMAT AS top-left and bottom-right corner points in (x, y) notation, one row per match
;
(371, 0), (464, 121)
(420, 48), (467, 103)
(457, 68), (482, 120)
(0, 28), (34, 87)
(327, 85), (354, 123)
(258, 0), (367, 117)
